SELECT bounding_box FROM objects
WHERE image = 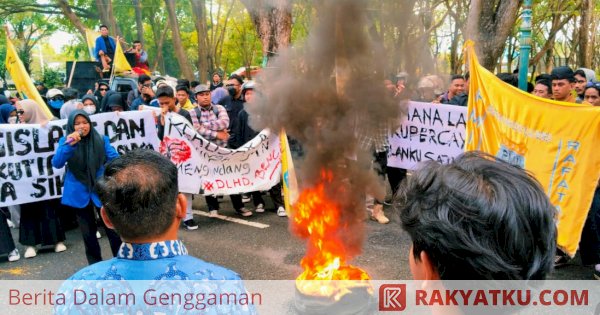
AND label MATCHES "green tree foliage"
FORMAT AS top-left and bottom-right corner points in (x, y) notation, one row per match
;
(1, 0), (599, 82)
(42, 67), (64, 87)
